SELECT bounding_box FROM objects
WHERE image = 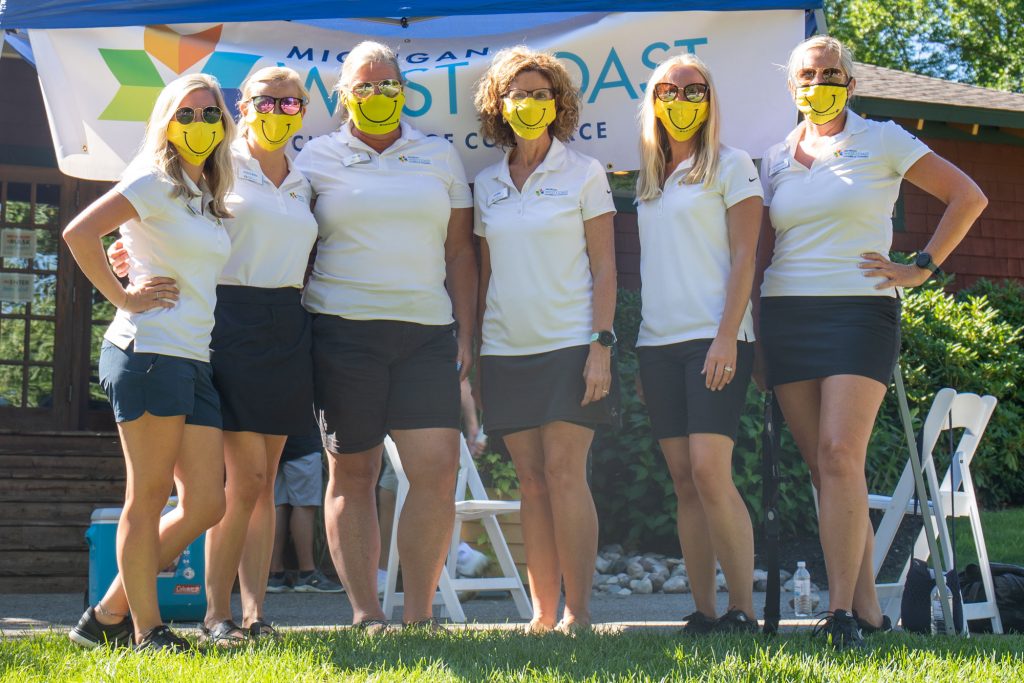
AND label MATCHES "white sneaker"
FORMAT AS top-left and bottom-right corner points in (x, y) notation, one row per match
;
(456, 542), (489, 577)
